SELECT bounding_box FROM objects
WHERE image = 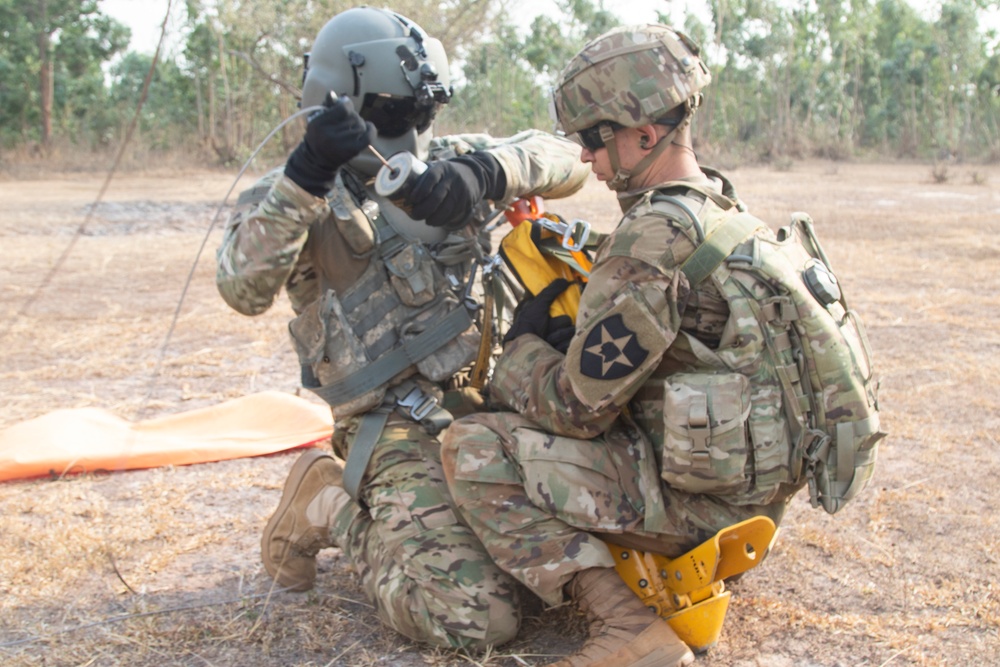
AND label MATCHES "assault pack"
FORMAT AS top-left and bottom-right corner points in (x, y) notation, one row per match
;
(500, 189), (884, 515)
(664, 188), (884, 514)
(496, 191), (884, 650)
